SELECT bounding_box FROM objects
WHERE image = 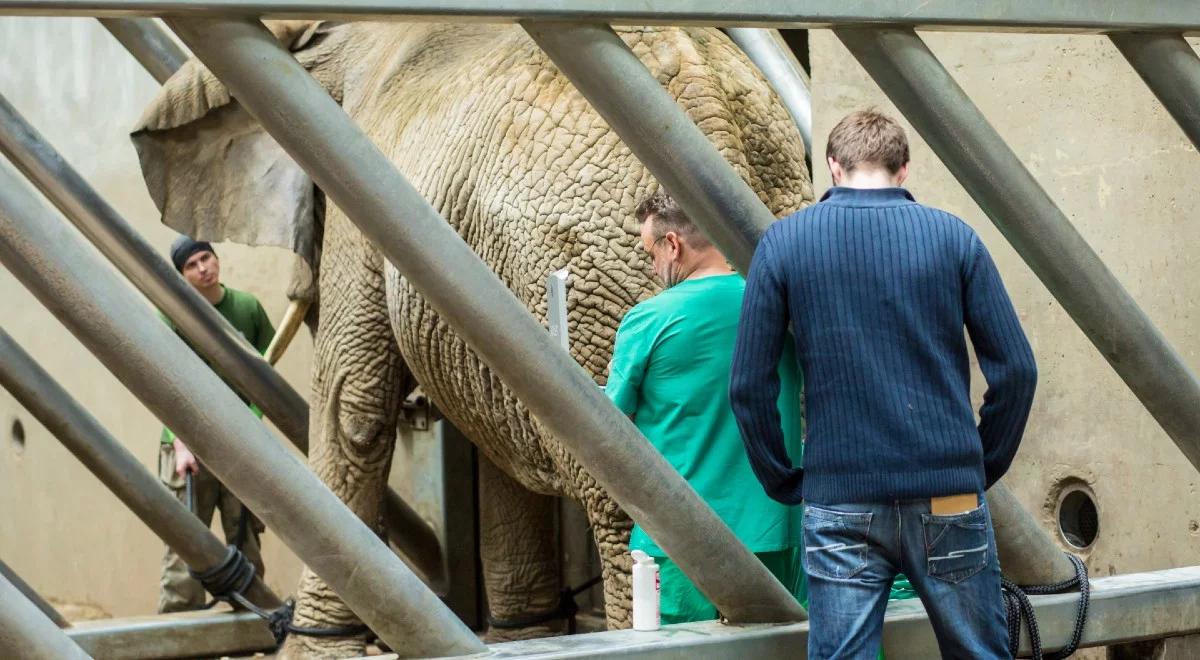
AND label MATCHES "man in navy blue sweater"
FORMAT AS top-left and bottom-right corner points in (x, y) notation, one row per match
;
(731, 110), (1036, 659)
